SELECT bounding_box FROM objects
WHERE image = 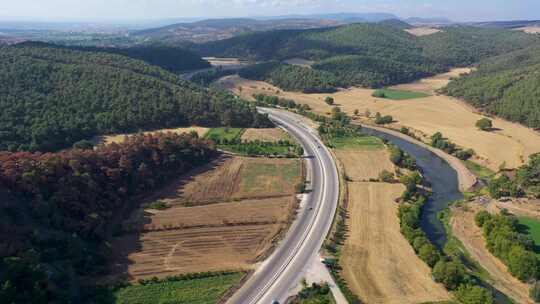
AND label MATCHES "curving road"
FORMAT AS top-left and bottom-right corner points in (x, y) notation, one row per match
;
(227, 108), (340, 304)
